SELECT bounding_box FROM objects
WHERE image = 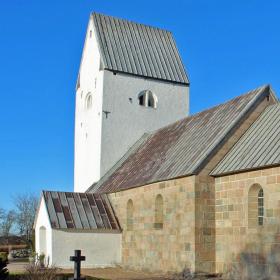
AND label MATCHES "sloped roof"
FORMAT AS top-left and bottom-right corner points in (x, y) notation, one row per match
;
(92, 13), (189, 84)
(42, 191), (121, 231)
(89, 85), (275, 194)
(211, 103), (280, 176)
